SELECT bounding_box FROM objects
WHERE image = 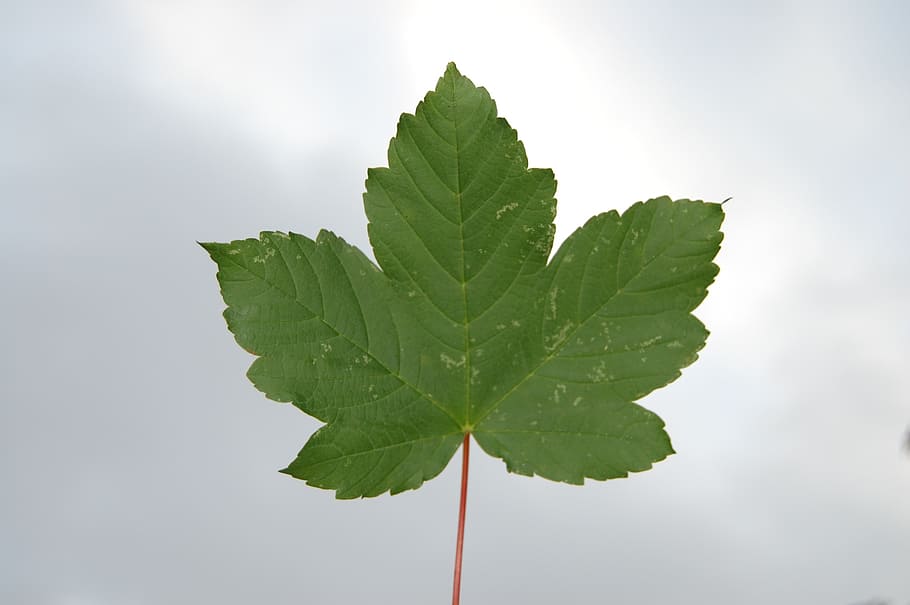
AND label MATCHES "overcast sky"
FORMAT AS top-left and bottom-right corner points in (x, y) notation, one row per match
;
(2, 2), (909, 604)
